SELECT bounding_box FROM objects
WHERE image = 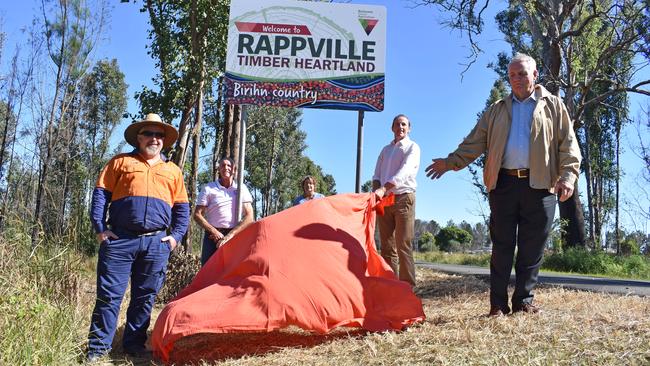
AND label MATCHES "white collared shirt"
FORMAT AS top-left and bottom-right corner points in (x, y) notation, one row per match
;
(372, 136), (420, 195)
(196, 180), (252, 228)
